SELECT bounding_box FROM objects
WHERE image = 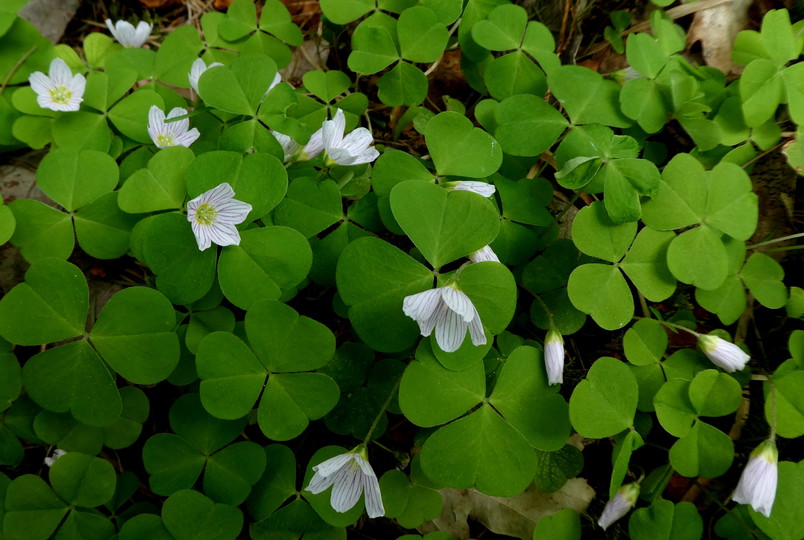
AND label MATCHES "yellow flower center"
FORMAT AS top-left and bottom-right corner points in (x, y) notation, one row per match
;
(194, 203), (217, 225)
(49, 85), (72, 105)
(156, 133), (176, 147)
